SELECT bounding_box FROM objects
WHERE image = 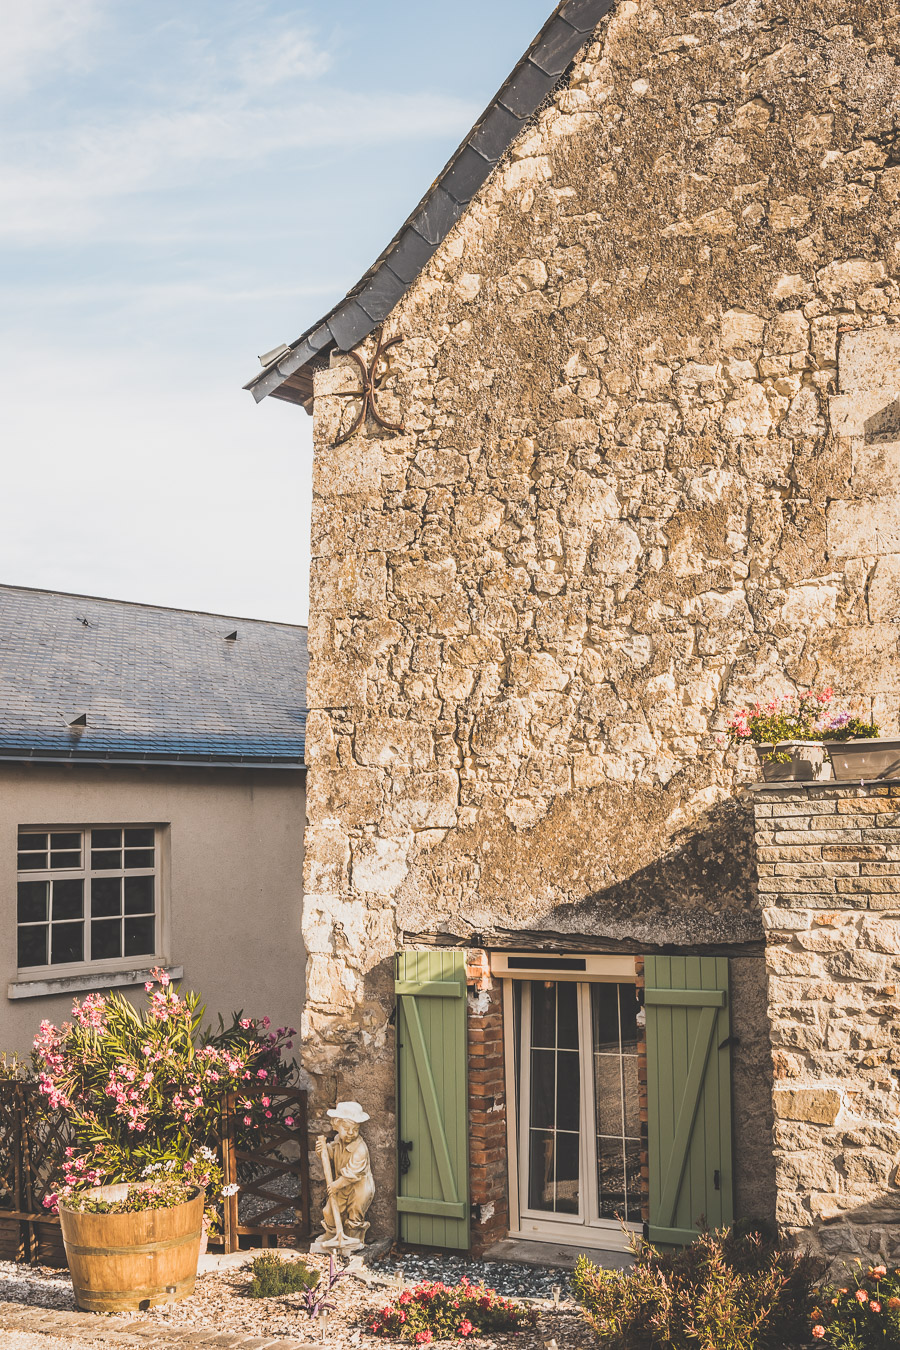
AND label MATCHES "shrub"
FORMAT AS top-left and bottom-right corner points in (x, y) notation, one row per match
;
(368, 1277), (537, 1343)
(247, 1252), (319, 1299)
(33, 969), (296, 1216)
(572, 1227), (823, 1350)
(815, 1263), (900, 1347)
